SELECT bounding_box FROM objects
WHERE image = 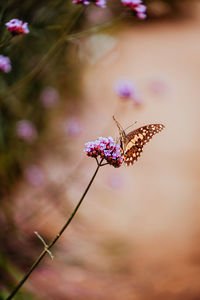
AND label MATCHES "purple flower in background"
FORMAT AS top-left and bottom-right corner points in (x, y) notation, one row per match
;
(5, 19), (29, 35)
(84, 136), (123, 168)
(24, 165), (45, 187)
(115, 79), (142, 105)
(73, 0), (106, 7)
(64, 119), (82, 137)
(0, 55), (11, 73)
(115, 80), (135, 99)
(94, 0), (106, 8)
(16, 120), (37, 142)
(135, 4), (147, 19)
(121, 0), (147, 19)
(122, 0), (142, 5)
(40, 87), (59, 108)
(73, 0), (90, 4)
